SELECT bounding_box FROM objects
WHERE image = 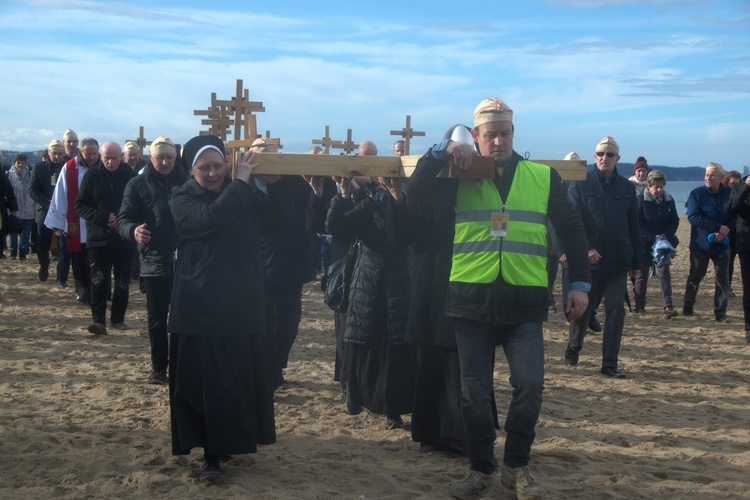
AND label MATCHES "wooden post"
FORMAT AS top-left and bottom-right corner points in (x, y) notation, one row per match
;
(390, 115), (425, 155)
